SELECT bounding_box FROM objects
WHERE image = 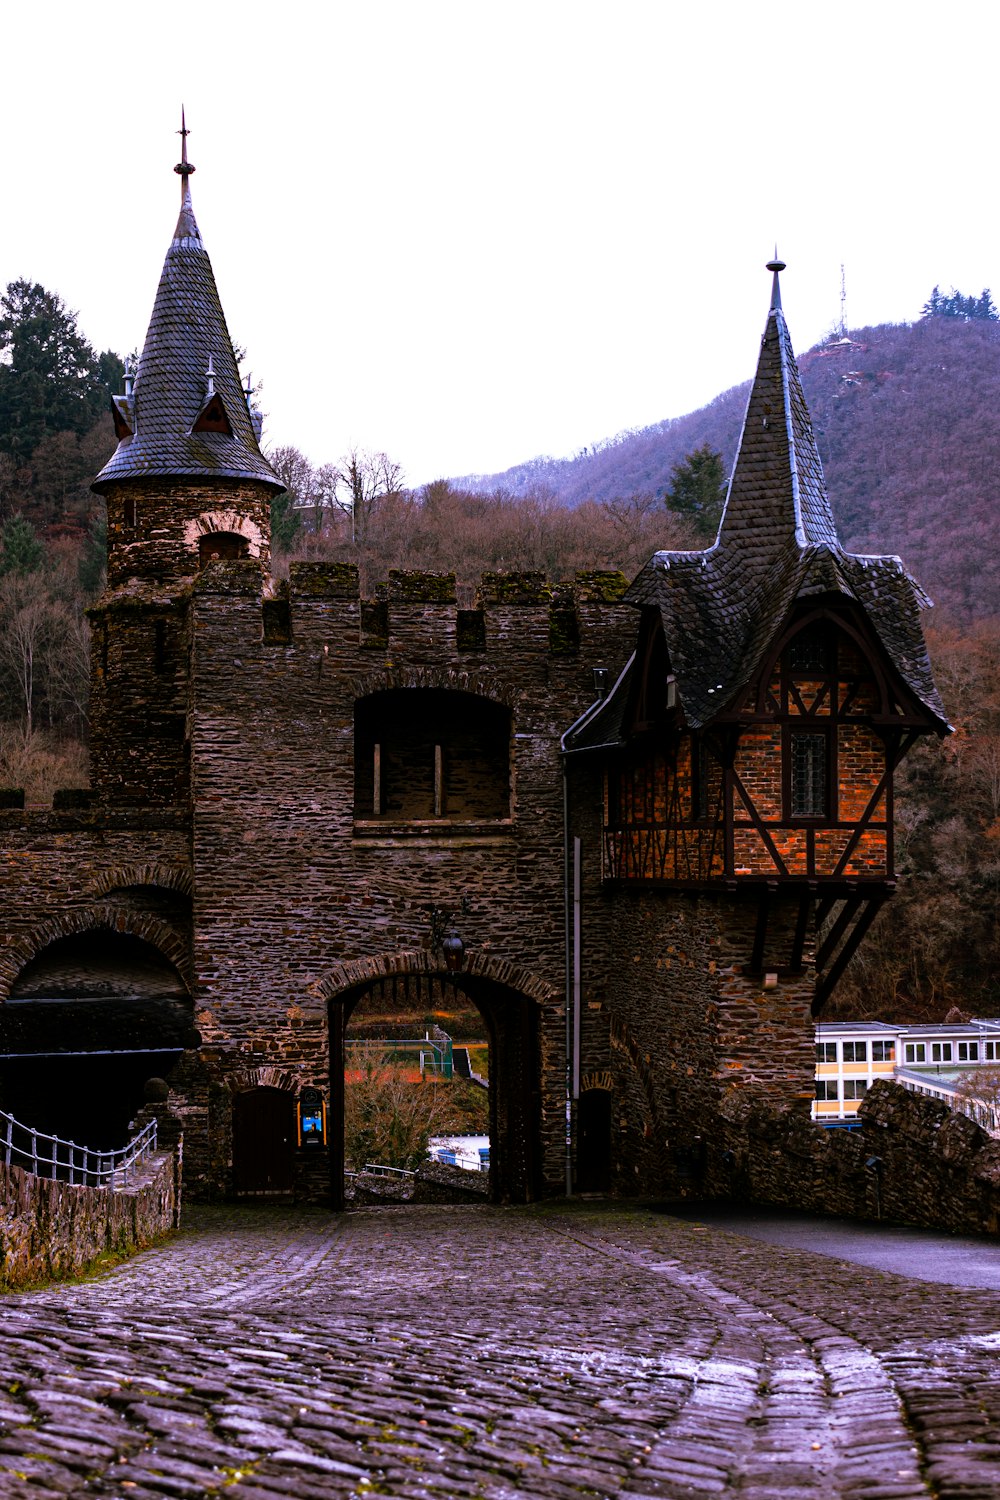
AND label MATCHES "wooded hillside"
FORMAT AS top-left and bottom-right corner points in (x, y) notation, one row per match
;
(455, 316), (1000, 624)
